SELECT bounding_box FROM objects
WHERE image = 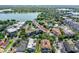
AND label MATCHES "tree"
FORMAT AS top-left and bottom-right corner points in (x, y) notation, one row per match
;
(74, 33), (79, 41)
(58, 35), (66, 41)
(0, 32), (4, 39)
(19, 28), (26, 40)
